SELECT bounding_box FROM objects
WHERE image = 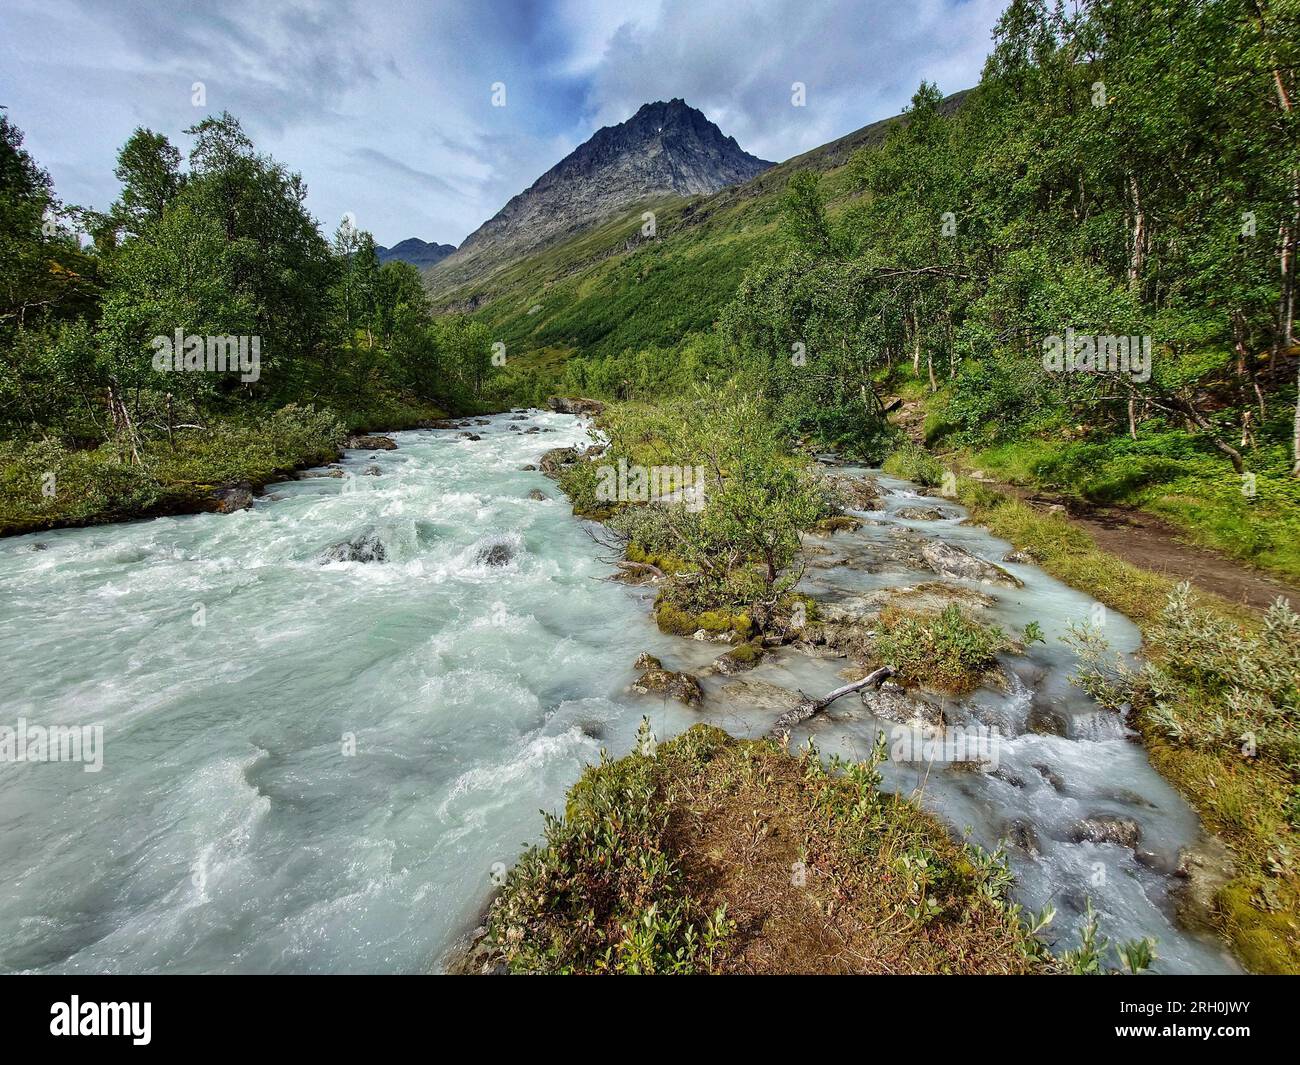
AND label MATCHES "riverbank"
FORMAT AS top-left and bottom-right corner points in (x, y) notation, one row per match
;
(952, 477), (1300, 974)
(0, 398), (454, 538)
(475, 407), (1239, 974)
